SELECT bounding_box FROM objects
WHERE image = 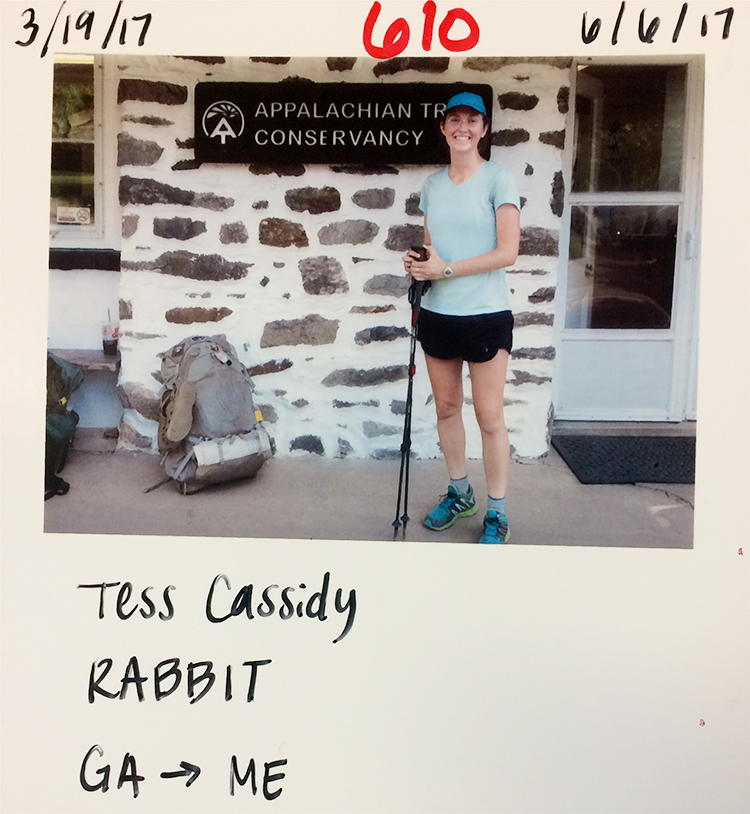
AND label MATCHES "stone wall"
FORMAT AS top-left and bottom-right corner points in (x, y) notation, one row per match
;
(114, 54), (571, 460)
